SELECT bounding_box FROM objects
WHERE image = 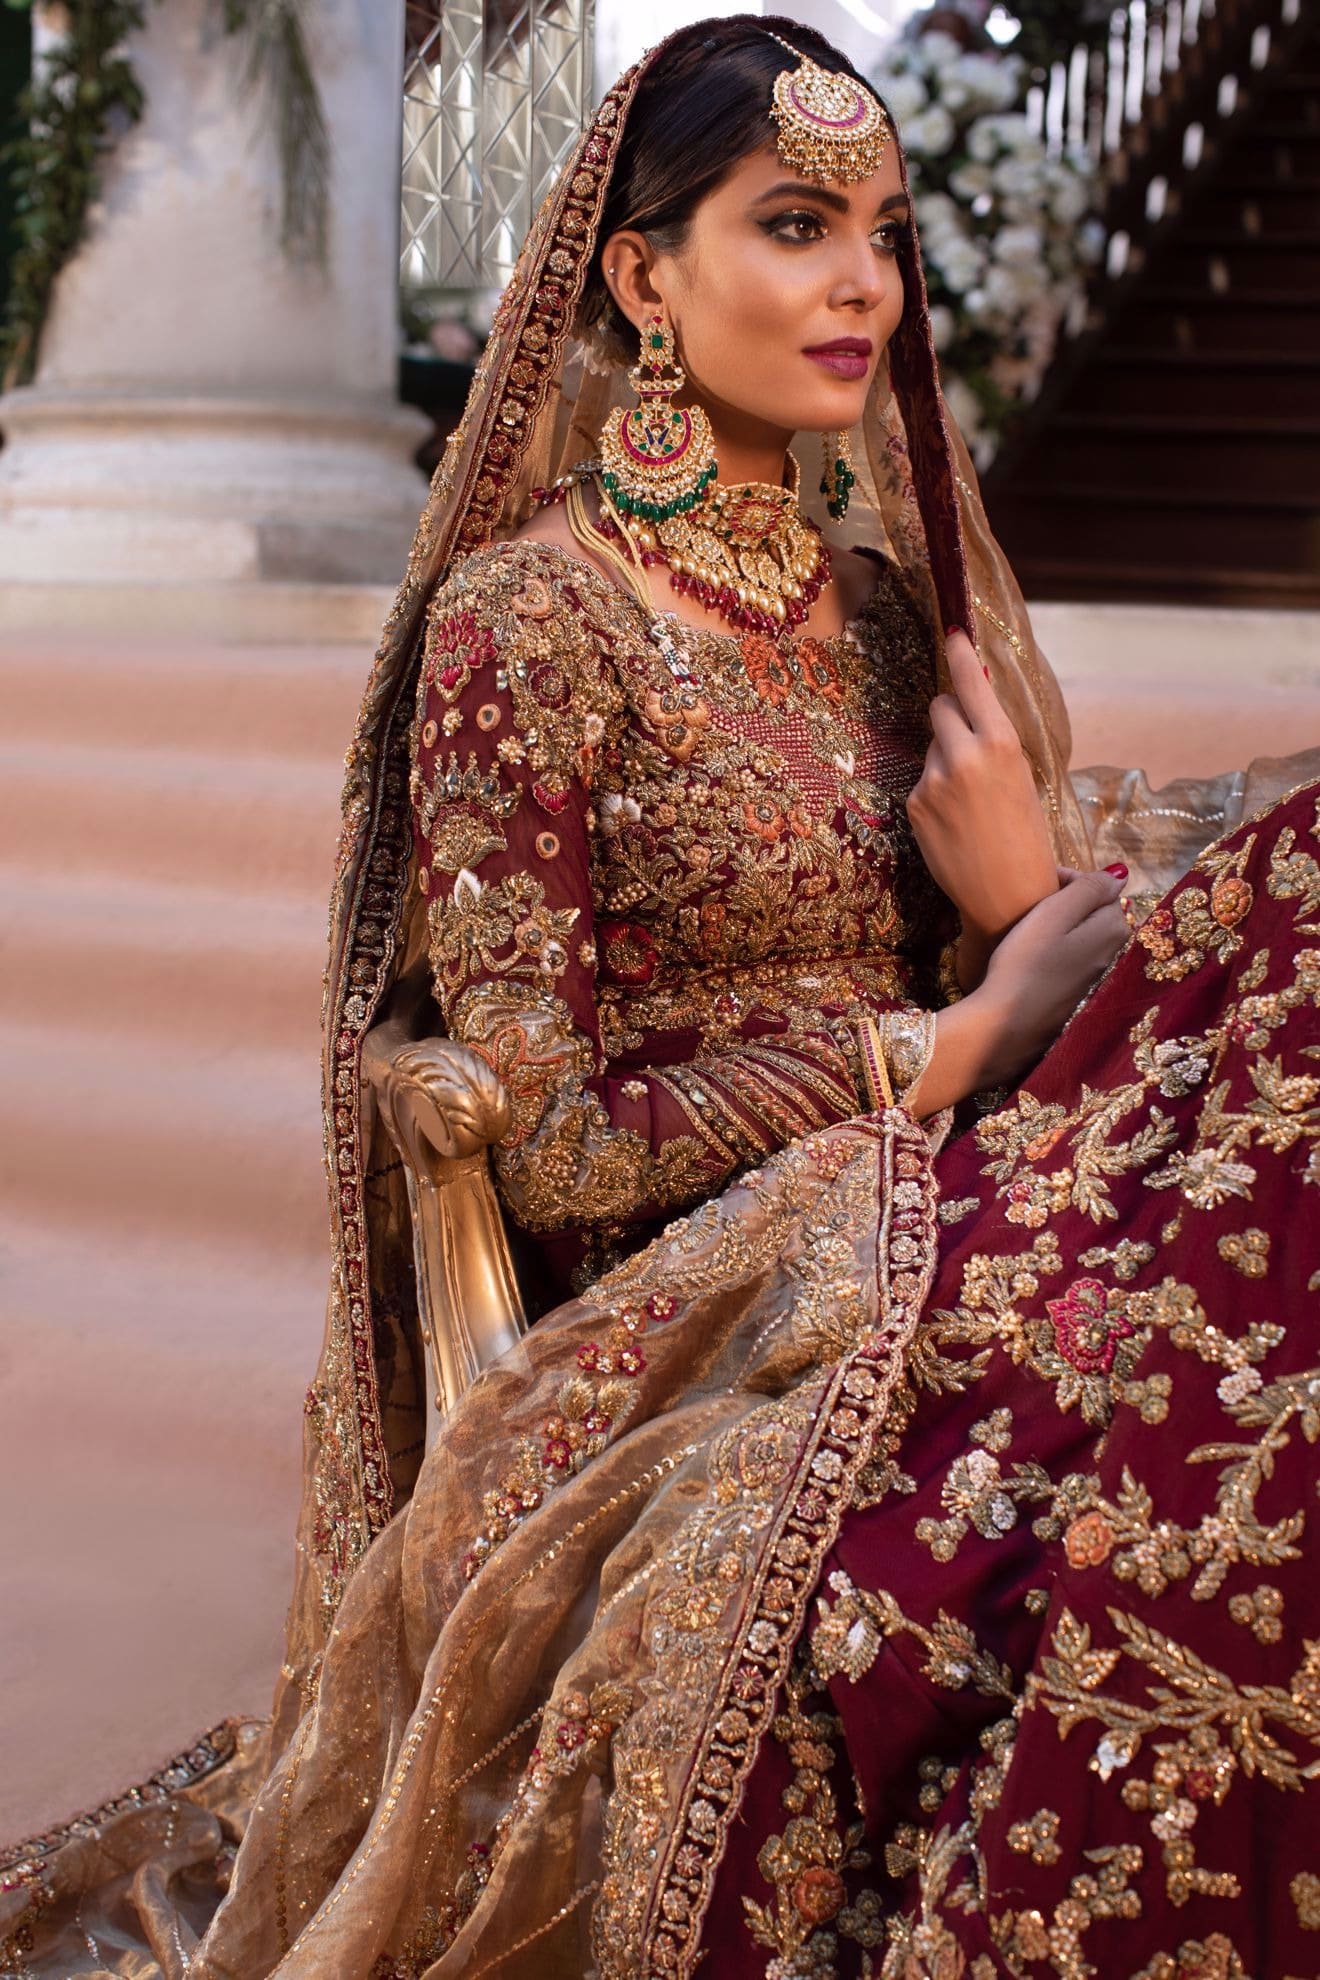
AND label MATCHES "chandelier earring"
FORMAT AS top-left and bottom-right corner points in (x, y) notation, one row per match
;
(598, 311), (718, 524)
(820, 429), (855, 522)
